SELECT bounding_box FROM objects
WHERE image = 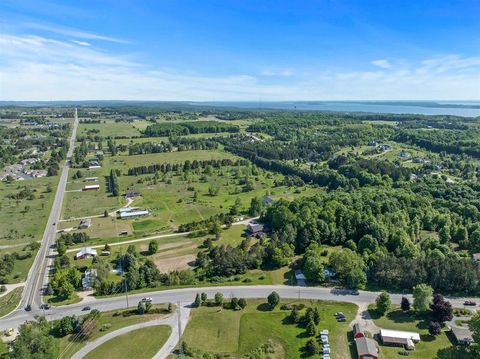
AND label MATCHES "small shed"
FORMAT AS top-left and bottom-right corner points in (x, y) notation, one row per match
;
(353, 323), (365, 339)
(450, 326), (473, 345)
(247, 222), (264, 234)
(294, 270), (307, 287)
(79, 218), (92, 229)
(125, 189), (141, 198)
